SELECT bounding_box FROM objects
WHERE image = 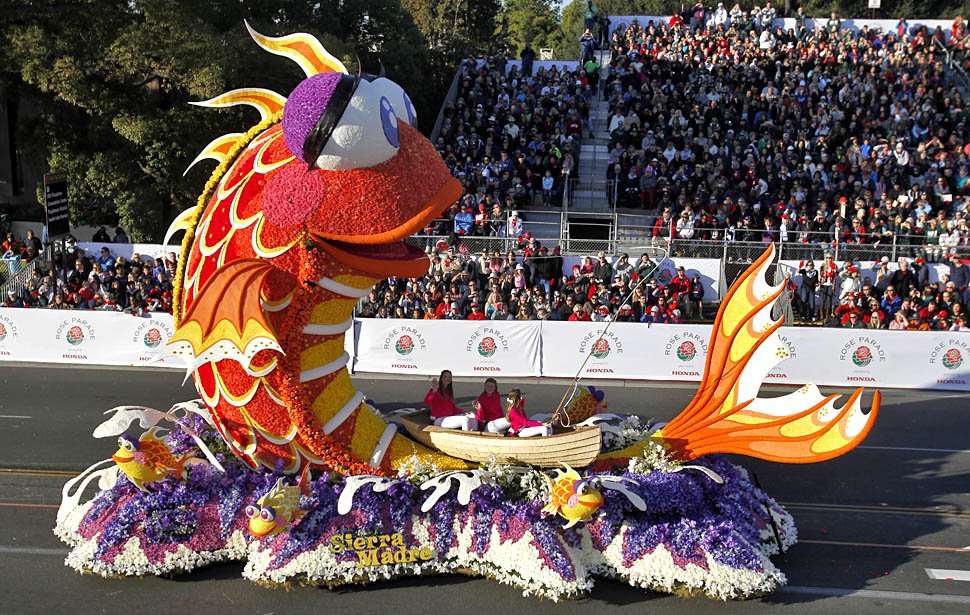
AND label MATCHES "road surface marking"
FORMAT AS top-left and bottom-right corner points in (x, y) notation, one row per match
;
(781, 585), (970, 604)
(0, 502), (59, 509)
(802, 539), (970, 553)
(0, 468), (79, 477)
(926, 569), (970, 582)
(0, 546), (68, 556)
(783, 502), (970, 519)
(0, 415), (31, 419)
(858, 445), (970, 454)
